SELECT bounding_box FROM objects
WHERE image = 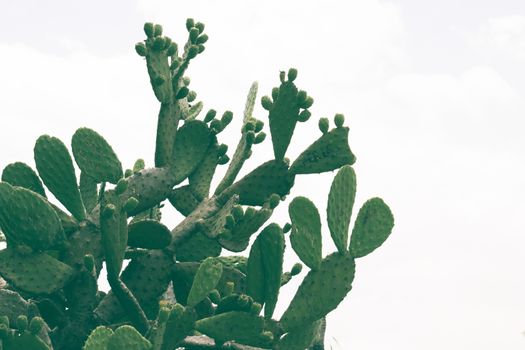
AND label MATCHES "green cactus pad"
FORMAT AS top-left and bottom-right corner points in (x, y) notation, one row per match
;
(127, 219), (171, 249)
(277, 319), (323, 350)
(79, 172), (99, 214)
(327, 165), (357, 254)
(174, 230), (221, 262)
(218, 206), (273, 252)
(188, 141), (219, 200)
(246, 223), (284, 318)
(349, 197), (394, 258)
(83, 326), (113, 350)
(0, 184), (64, 250)
(168, 185), (200, 216)
(1, 162), (46, 197)
(267, 79), (300, 160)
(0, 289), (29, 325)
(289, 126), (356, 175)
(288, 196), (322, 270)
(107, 325), (152, 350)
(160, 305), (197, 350)
(194, 311), (265, 345)
(124, 167), (177, 216)
(0, 250), (73, 294)
(72, 128), (123, 184)
(34, 135), (86, 220)
(187, 257), (223, 307)
(171, 120), (212, 183)
(224, 159), (294, 206)
(173, 263), (246, 305)
(100, 191), (126, 279)
(280, 252), (355, 331)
